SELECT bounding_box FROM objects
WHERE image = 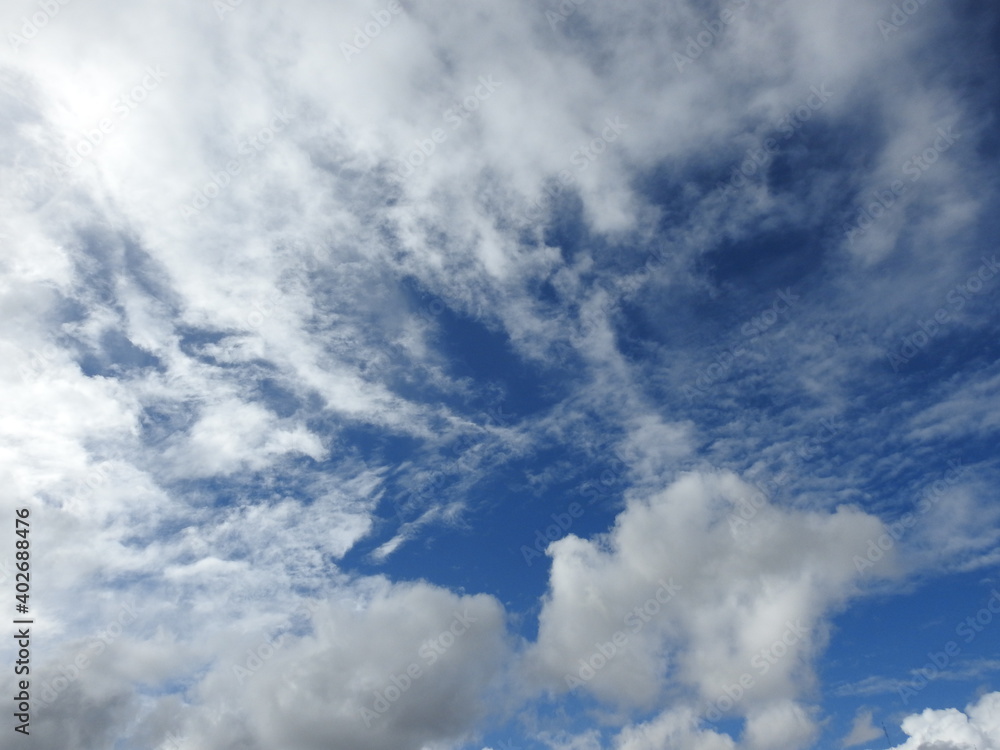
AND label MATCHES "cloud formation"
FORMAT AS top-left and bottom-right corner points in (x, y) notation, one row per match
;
(1, 0), (998, 748)
(882, 691), (1000, 750)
